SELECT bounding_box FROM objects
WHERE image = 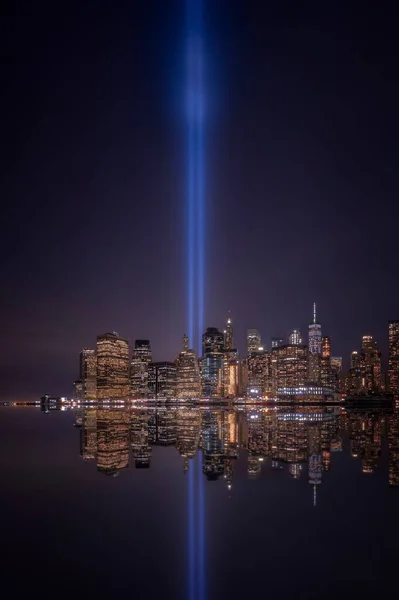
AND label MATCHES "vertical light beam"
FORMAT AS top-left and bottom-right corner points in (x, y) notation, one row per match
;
(186, 0), (205, 354)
